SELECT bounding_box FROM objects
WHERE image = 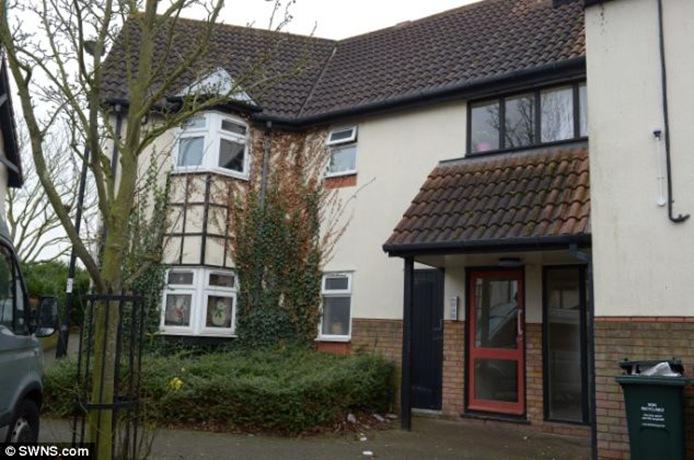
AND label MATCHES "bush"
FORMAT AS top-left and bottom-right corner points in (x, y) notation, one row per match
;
(22, 260), (90, 327)
(43, 349), (395, 434)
